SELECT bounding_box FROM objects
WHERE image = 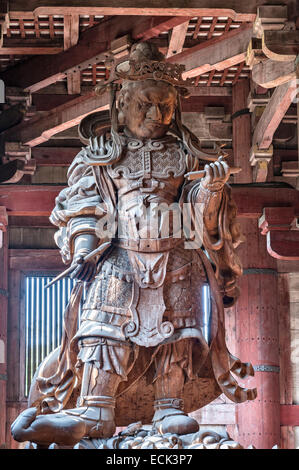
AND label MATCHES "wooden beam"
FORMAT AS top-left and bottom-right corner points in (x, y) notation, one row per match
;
(252, 59), (297, 89)
(0, 185), (65, 217)
(166, 20), (190, 58)
(207, 69), (215, 87)
(8, 91), (233, 145)
(232, 79), (252, 183)
(266, 231), (299, 261)
(6, 2), (257, 20)
(67, 71), (81, 95)
(8, 215), (56, 227)
(1, 35), (63, 47)
(0, 16), (198, 92)
(232, 186), (299, 219)
(4, 91), (109, 147)
(252, 79), (297, 150)
(31, 90), (232, 115)
(262, 31), (299, 61)
(31, 92), (80, 111)
(2, 184), (299, 220)
(29, 85), (231, 116)
(0, 16), (128, 92)
(0, 160), (26, 184)
(64, 14), (79, 50)
(31, 147), (79, 166)
(207, 16), (217, 41)
(167, 23), (253, 79)
(220, 68), (229, 86)
(0, 46), (63, 55)
(181, 94), (232, 113)
(259, 207), (295, 235)
(192, 17), (202, 39)
(9, 249), (64, 271)
(133, 16), (192, 41)
(232, 60), (245, 85)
